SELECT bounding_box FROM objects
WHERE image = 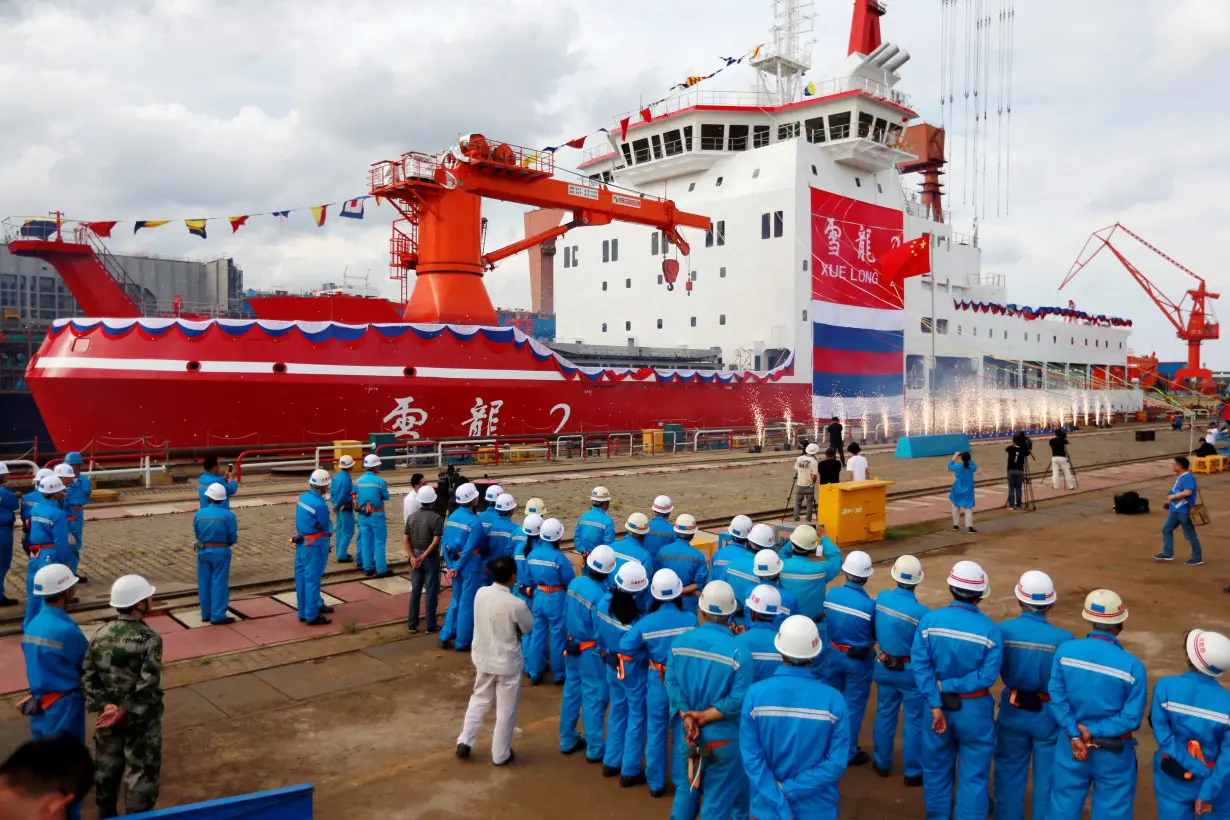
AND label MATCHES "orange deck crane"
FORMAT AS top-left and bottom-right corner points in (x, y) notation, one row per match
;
(1063, 223), (1219, 392)
(369, 134), (711, 325)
